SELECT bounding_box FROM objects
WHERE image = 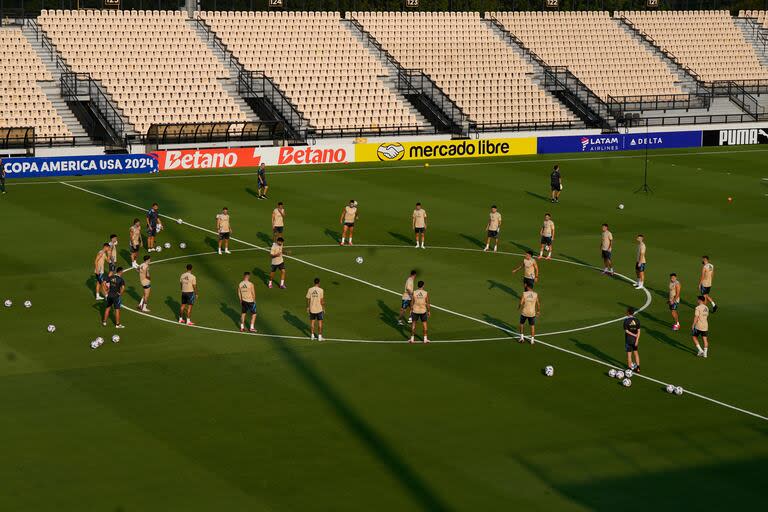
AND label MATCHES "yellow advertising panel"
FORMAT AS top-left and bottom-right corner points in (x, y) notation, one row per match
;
(355, 137), (536, 162)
